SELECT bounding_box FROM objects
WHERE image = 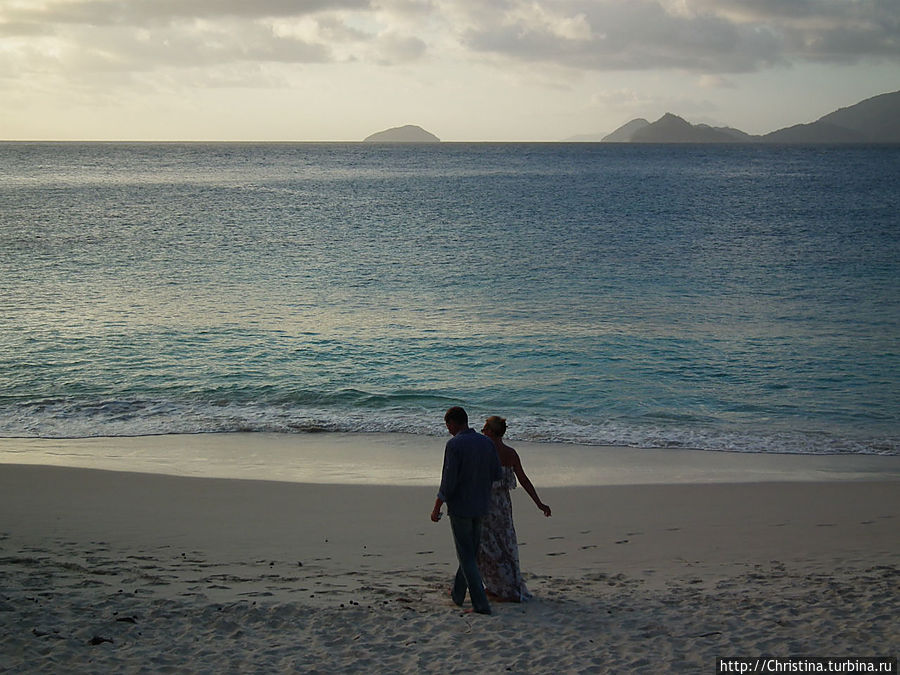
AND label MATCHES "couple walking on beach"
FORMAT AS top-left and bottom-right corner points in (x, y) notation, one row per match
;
(431, 406), (552, 615)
